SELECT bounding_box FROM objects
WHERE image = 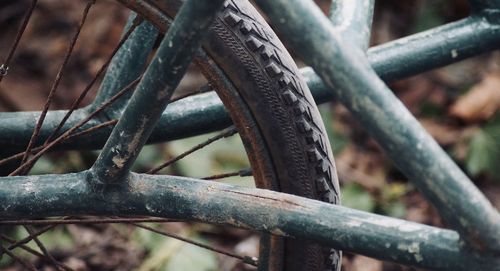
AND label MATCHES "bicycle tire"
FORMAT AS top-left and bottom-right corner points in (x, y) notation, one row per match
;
(122, 1), (342, 270)
(2, 0), (341, 270)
